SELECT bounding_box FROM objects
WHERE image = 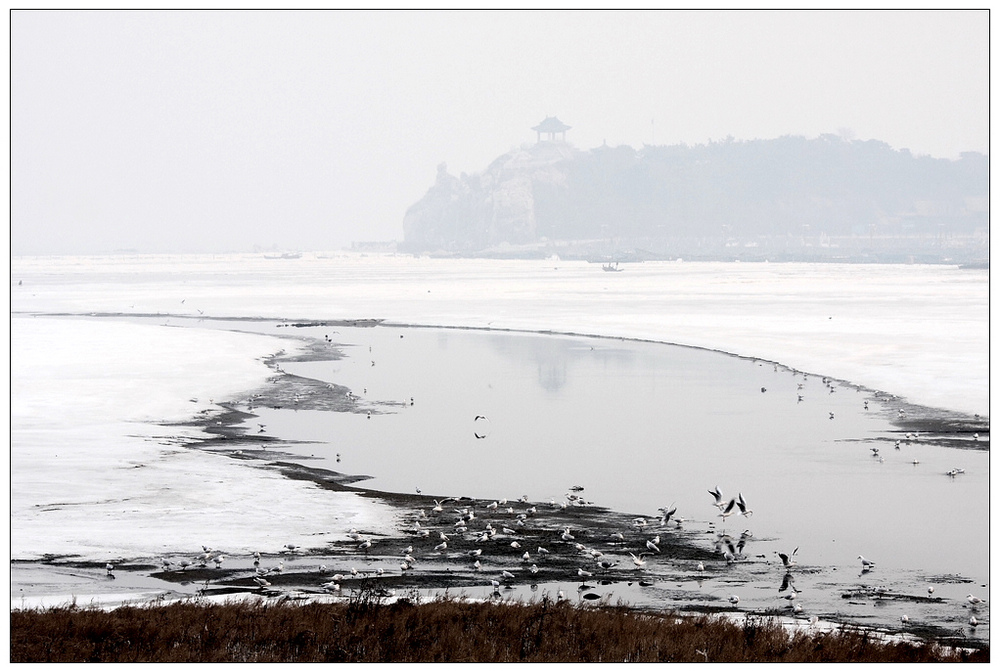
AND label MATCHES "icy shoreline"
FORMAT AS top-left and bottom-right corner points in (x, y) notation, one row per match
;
(10, 254), (989, 417)
(10, 256), (989, 641)
(10, 315), (402, 563)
